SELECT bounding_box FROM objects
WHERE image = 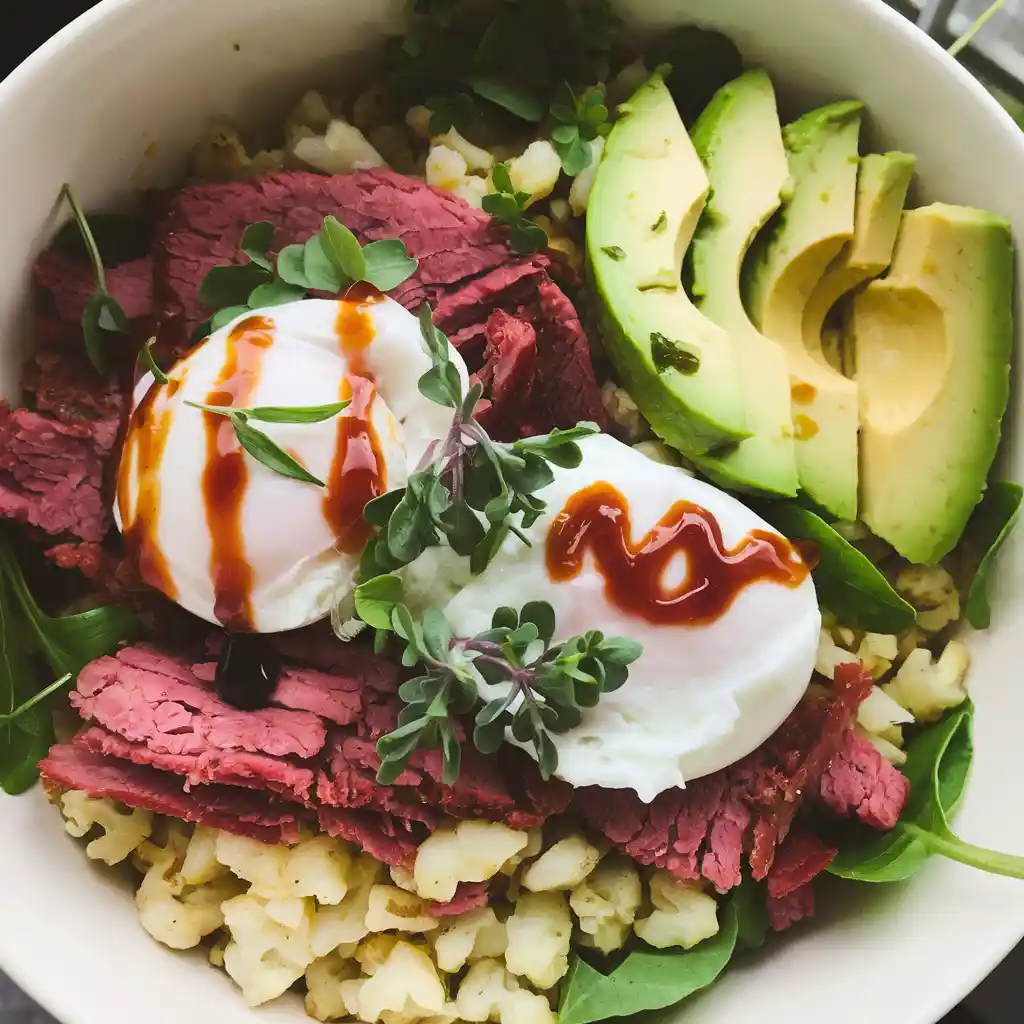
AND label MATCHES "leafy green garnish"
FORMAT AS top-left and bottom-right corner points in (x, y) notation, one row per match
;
(426, 92), (479, 136)
(558, 899), (739, 1023)
(360, 304), (598, 579)
(831, 701), (1024, 881)
(197, 218), (419, 335)
(60, 184), (130, 375)
(650, 332), (700, 376)
(138, 337), (169, 386)
(354, 591), (641, 785)
(961, 481), (1022, 629)
(464, 74), (545, 122)
(482, 164), (548, 254)
(184, 401), (349, 487)
(948, 0), (1008, 59)
(550, 82), (612, 176)
(755, 503), (915, 634)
